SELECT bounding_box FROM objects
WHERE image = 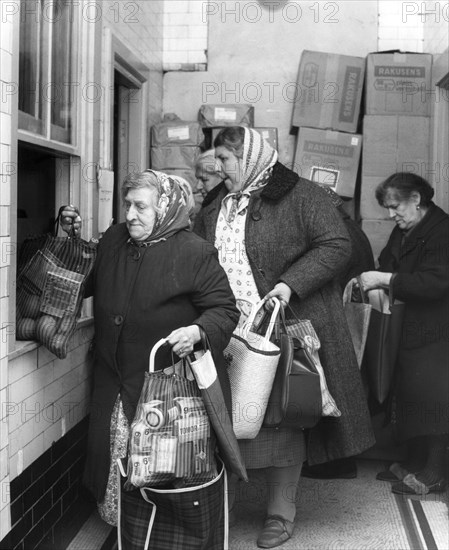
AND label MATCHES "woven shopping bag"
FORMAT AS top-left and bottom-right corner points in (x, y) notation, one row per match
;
(16, 208), (96, 359)
(224, 299), (281, 439)
(343, 277), (373, 368)
(126, 339), (217, 489)
(118, 458), (229, 550)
